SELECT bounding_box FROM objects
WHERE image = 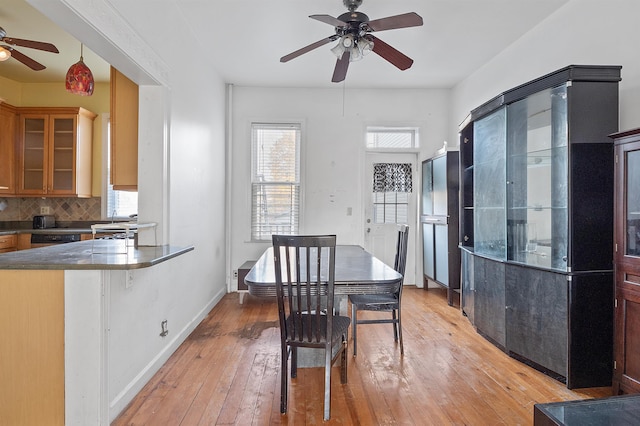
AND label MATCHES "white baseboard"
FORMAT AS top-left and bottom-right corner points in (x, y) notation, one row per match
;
(108, 287), (226, 421)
